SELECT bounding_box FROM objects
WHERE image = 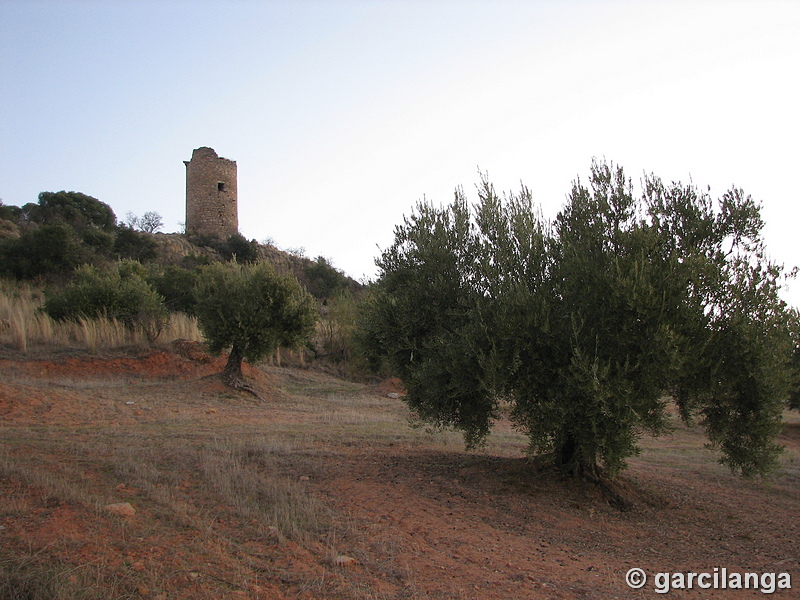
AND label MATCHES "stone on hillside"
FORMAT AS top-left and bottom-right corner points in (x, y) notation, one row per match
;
(104, 502), (136, 517)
